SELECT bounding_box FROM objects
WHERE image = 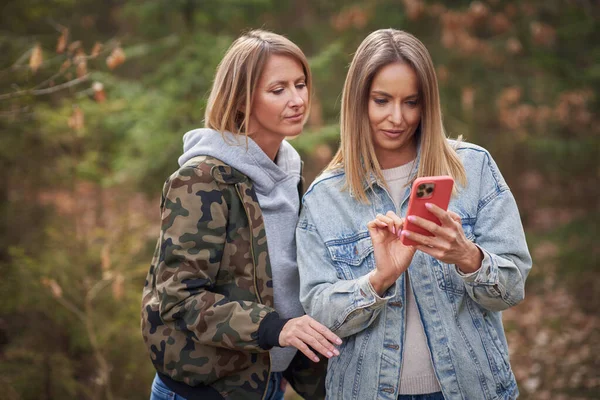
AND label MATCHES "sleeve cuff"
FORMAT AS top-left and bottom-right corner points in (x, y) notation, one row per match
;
(456, 244), (499, 287)
(355, 273), (396, 309)
(258, 312), (291, 350)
